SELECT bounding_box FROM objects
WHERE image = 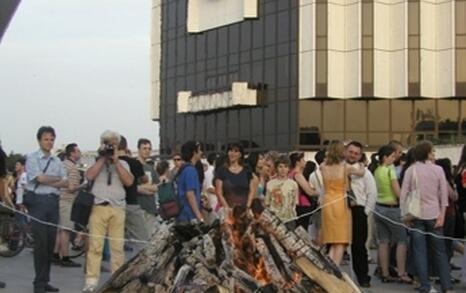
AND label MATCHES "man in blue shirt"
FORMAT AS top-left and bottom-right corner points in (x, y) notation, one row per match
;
(176, 141), (204, 223)
(25, 126), (67, 293)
